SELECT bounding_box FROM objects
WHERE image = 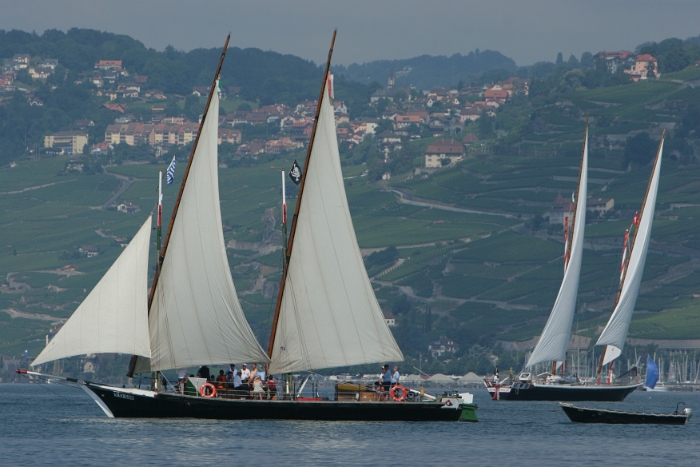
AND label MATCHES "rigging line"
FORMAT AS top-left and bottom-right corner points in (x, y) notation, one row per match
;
(409, 364), (455, 392)
(19, 374), (94, 415)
